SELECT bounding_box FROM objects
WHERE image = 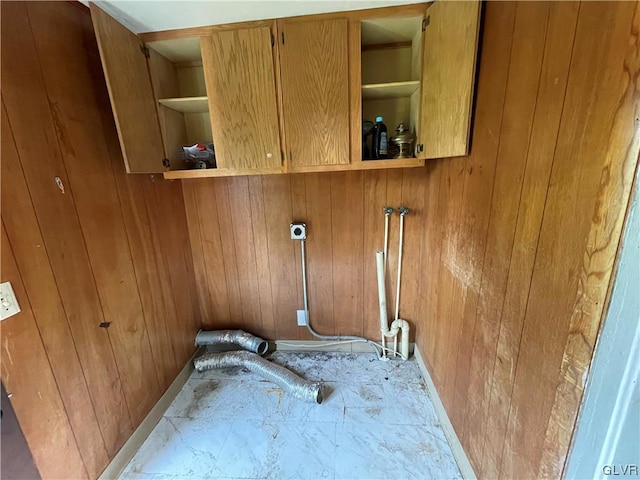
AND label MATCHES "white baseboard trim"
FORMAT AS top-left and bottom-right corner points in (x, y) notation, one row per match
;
(98, 349), (200, 480)
(414, 347), (477, 480)
(273, 339), (415, 354)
